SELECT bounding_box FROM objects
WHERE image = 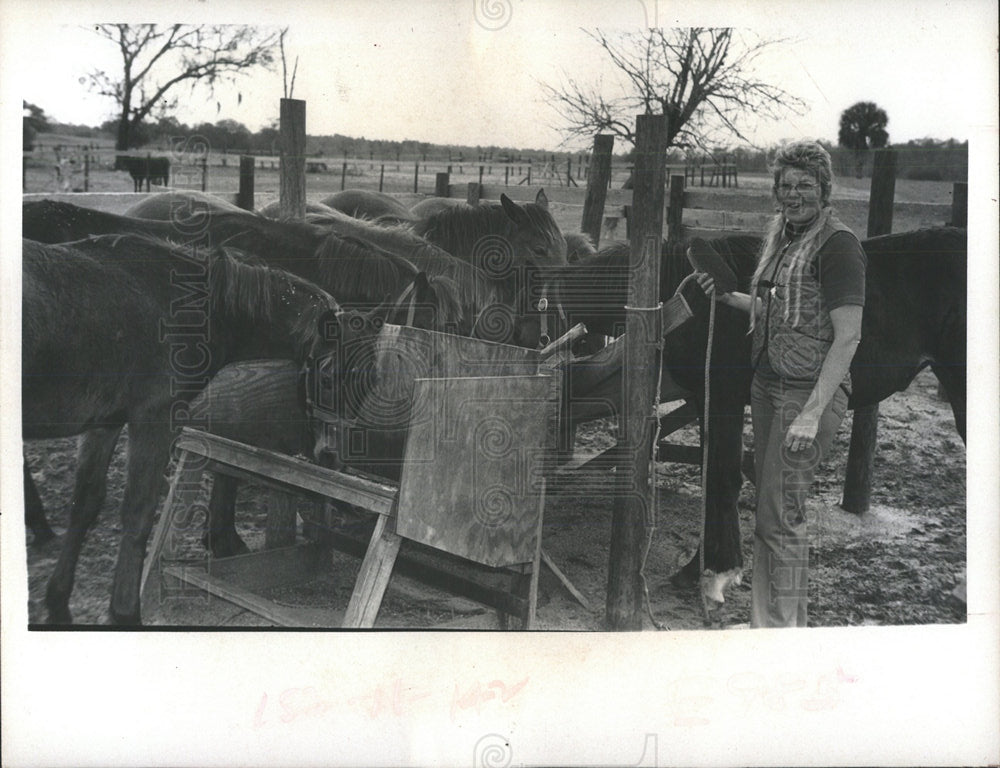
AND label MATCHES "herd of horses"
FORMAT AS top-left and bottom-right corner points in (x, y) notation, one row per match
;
(21, 187), (967, 626)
